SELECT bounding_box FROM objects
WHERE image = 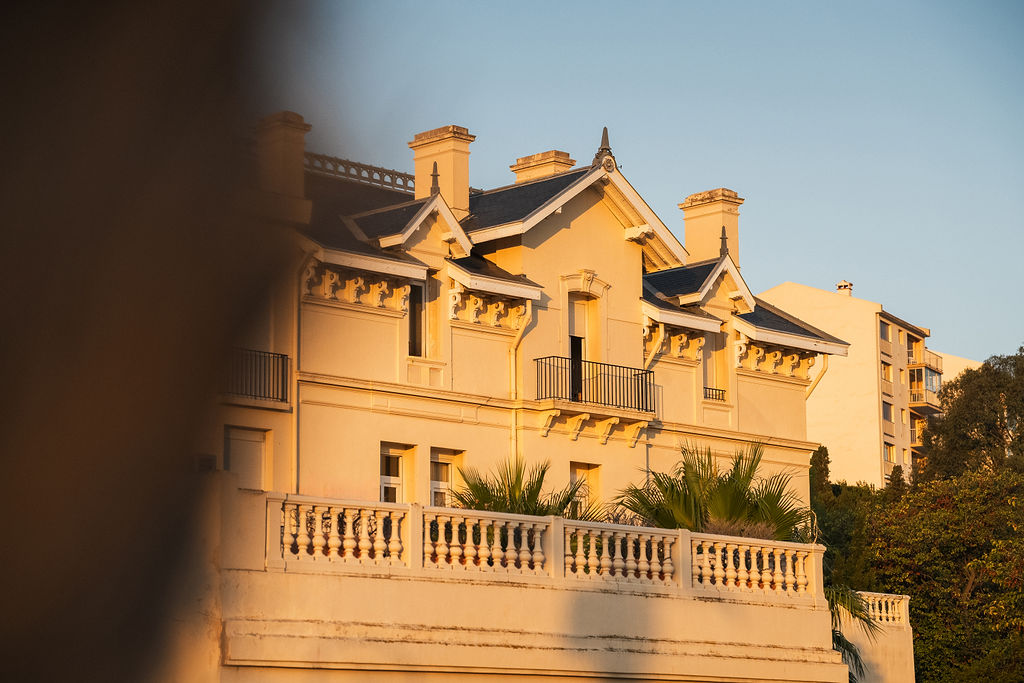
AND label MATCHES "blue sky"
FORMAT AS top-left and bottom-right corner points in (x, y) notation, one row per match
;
(256, 1), (1023, 362)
